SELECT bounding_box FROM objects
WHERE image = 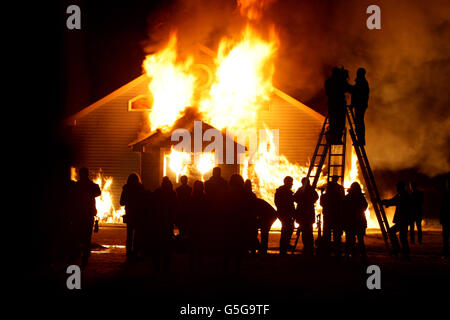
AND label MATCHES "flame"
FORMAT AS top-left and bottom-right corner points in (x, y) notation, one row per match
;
(242, 128), (327, 230)
(71, 168), (124, 223)
(200, 26), (278, 132)
(166, 146), (191, 182)
(196, 152), (215, 181)
(143, 33), (196, 132)
(164, 147), (215, 182)
(93, 172), (125, 223)
(237, 0), (275, 20)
